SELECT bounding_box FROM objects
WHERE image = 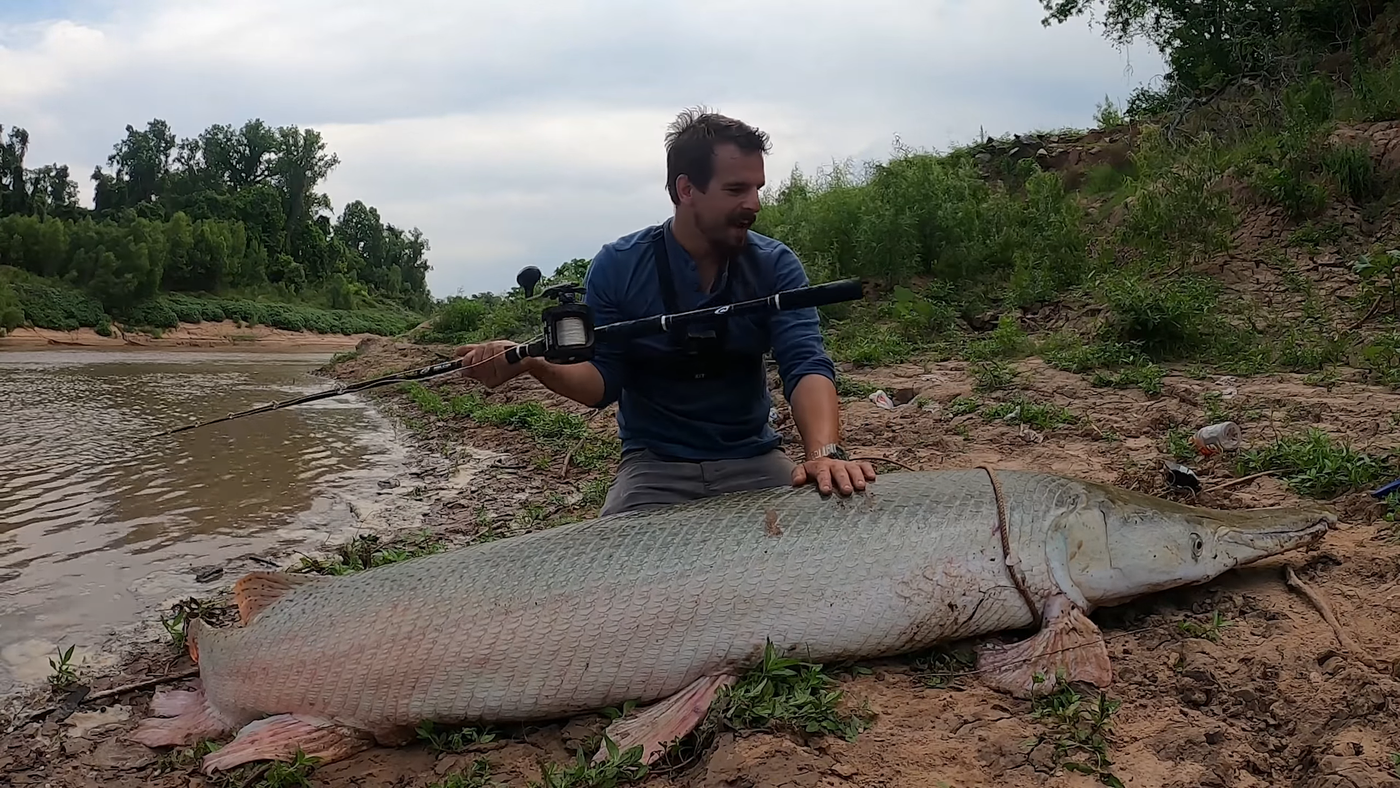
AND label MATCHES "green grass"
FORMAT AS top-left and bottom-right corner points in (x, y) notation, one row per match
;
(1027, 680), (1124, 788)
(1233, 429), (1396, 499)
(716, 640), (874, 742)
(293, 530), (446, 576)
(980, 398), (1078, 431)
(402, 382), (620, 473)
